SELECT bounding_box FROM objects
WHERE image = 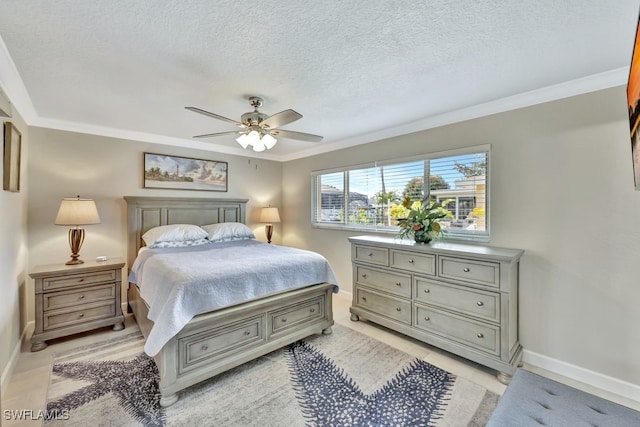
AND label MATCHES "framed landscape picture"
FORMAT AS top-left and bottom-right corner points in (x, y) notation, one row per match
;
(144, 153), (228, 192)
(3, 121), (21, 192)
